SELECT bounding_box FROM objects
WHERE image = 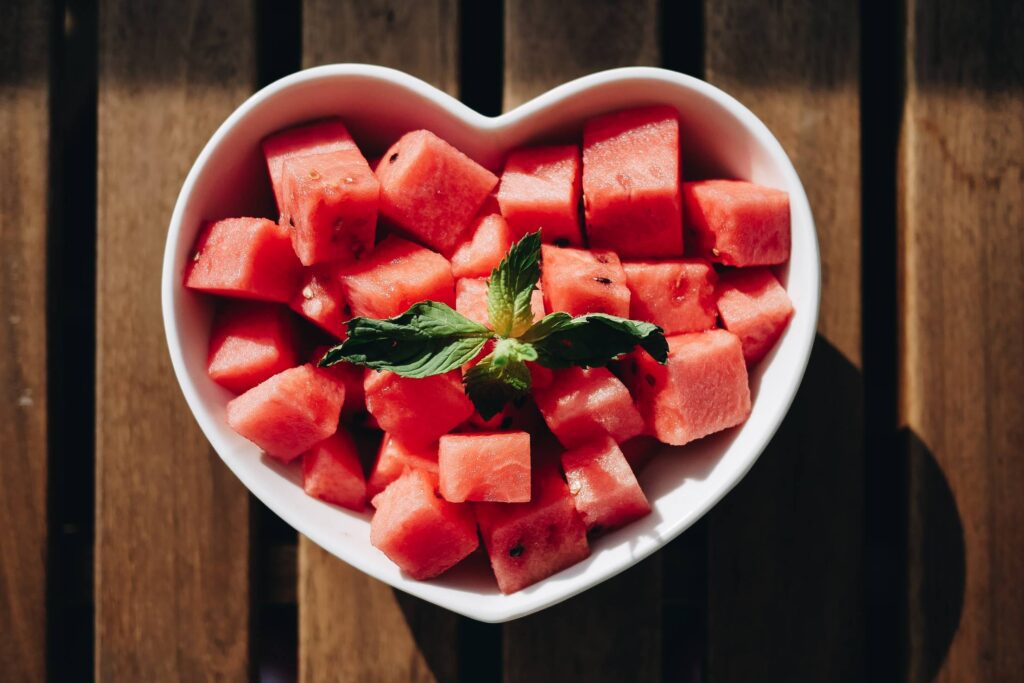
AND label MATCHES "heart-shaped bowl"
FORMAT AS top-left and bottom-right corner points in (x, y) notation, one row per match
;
(162, 64), (819, 622)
